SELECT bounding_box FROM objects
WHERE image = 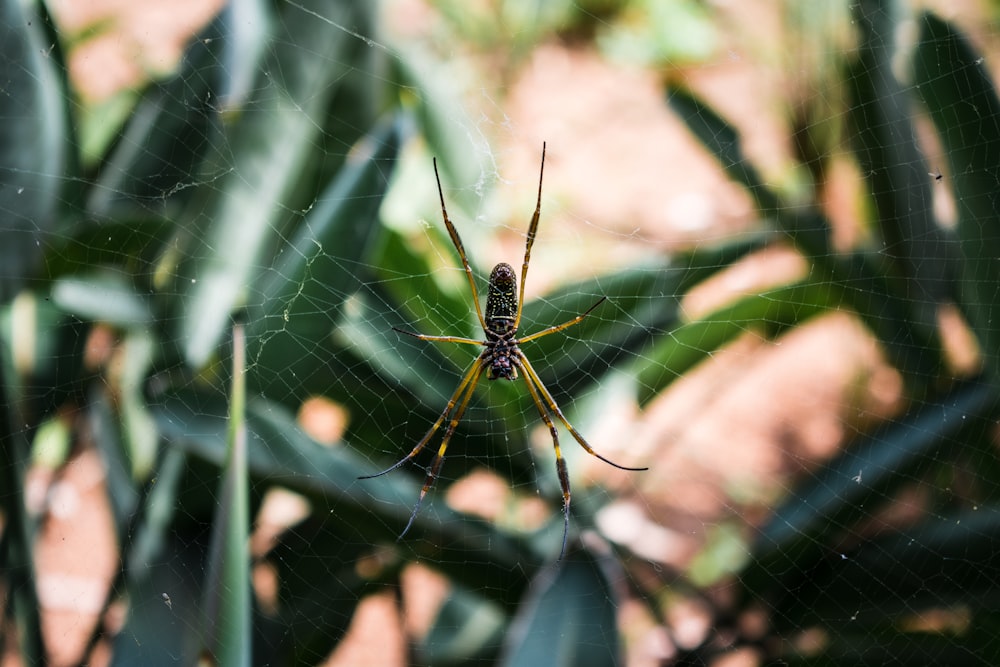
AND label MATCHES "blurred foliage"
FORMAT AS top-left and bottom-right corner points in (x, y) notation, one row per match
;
(2, 0), (1000, 665)
(597, 0), (717, 66)
(651, 2), (1000, 665)
(425, 0), (718, 68)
